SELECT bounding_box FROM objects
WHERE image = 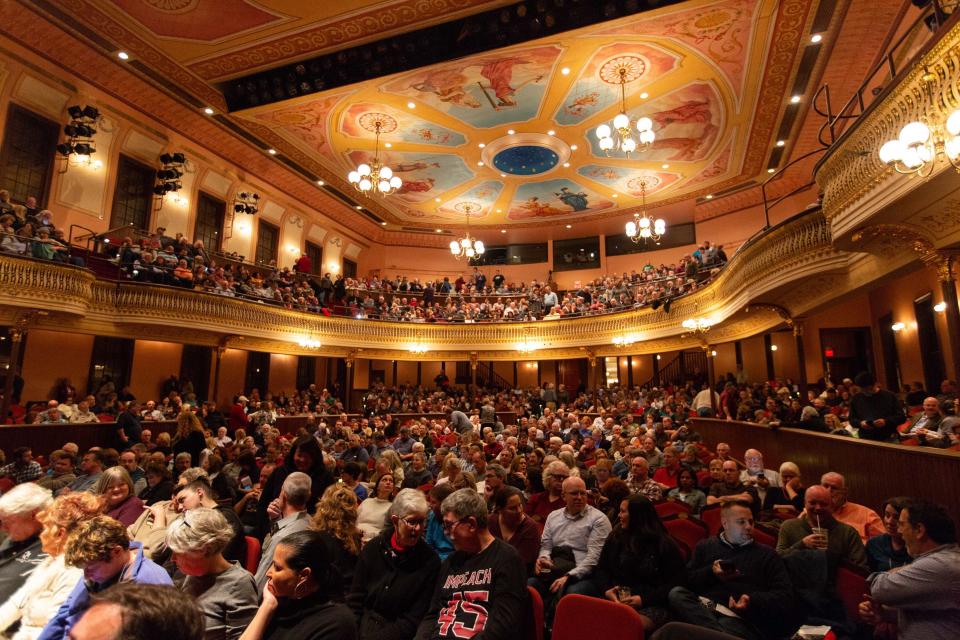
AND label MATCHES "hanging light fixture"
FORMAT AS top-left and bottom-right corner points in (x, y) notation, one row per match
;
(878, 67), (960, 176)
(347, 118), (402, 196)
(449, 210), (485, 260)
(595, 65), (655, 156)
(625, 180), (666, 243)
